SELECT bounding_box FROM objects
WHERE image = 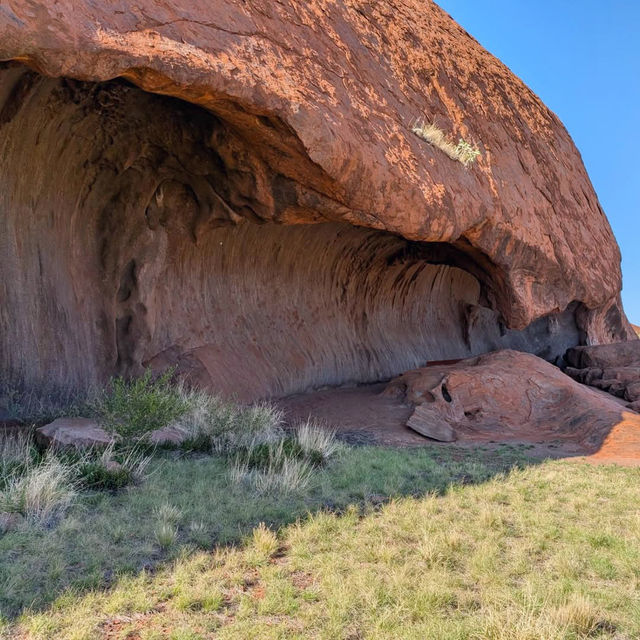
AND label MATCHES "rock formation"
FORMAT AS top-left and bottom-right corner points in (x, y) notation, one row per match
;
(35, 418), (117, 449)
(565, 342), (640, 410)
(0, 1), (635, 400)
(386, 350), (640, 457)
